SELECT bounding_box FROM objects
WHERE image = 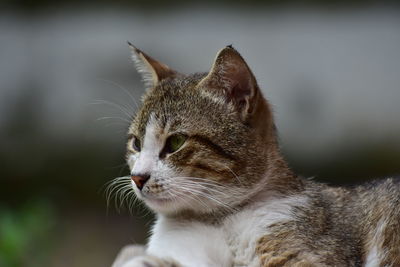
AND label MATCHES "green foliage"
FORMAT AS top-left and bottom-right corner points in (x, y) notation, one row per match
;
(0, 201), (55, 267)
